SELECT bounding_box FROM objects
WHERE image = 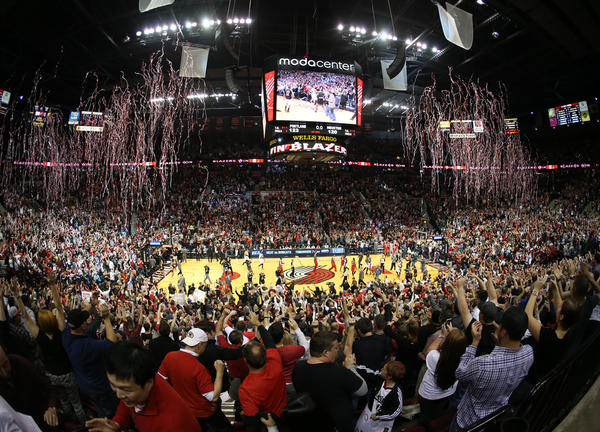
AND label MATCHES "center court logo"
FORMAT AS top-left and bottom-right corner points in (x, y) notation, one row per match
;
(283, 266), (335, 285)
